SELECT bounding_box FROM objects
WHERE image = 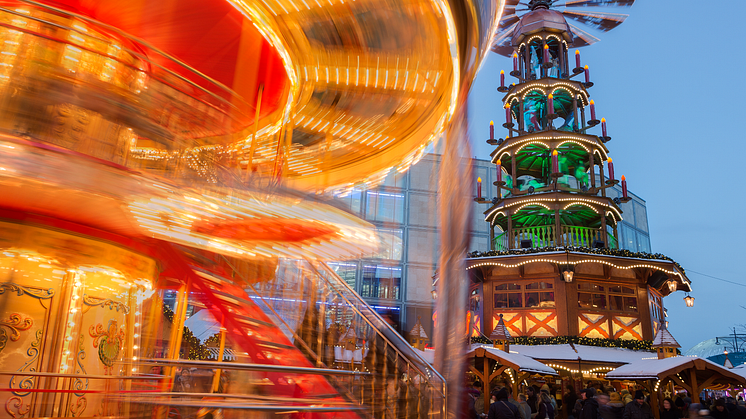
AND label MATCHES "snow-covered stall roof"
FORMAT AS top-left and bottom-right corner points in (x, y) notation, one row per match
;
(510, 344), (652, 364)
(606, 356), (746, 384)
(468, 344), (558, 375)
